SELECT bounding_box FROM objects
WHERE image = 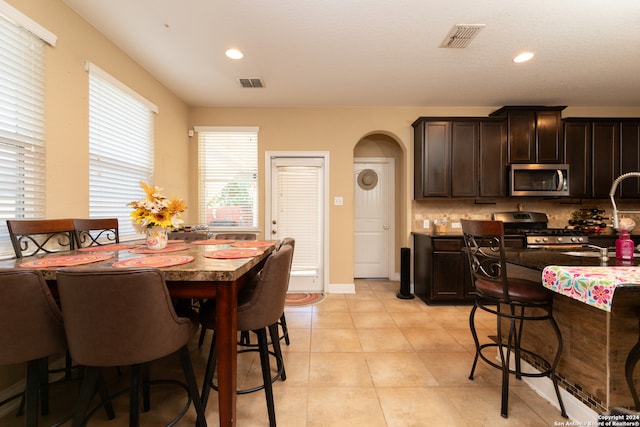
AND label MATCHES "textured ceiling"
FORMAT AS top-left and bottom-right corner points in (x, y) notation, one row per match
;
(62, 0), (640, 108)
